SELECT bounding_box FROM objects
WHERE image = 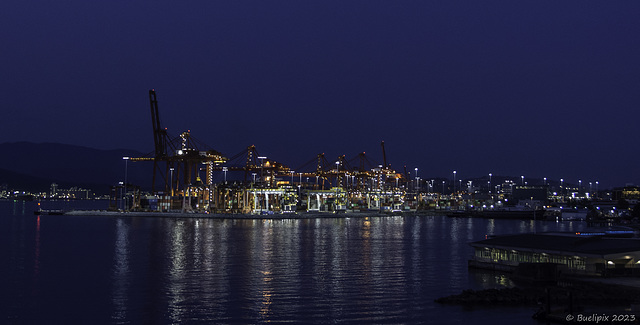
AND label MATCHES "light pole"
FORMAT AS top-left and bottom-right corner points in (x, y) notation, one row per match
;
(489, 173), (492, 194)
(334, 161), (340, 211)
(123, 157), (129, 211)
(521, 175), (524, 185)
(258, 156), (267, 182)
(252, 173), (257, 184)
(543, 177), (547, 186)
(415, 167), (419, 191)
(222, 167), (228, 184)
(442, 180), (445, 194)
(169, 167), (175, 196)
(579, 180), (582, 192)
(335, 161), (340, 188)
(453, 171), (457, 193)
